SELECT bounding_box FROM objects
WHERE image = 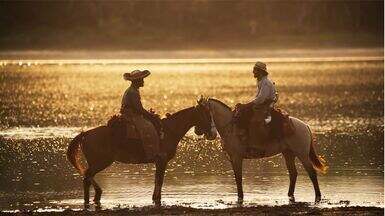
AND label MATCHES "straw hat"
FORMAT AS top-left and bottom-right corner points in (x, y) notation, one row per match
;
(123, 70), (150, 81)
